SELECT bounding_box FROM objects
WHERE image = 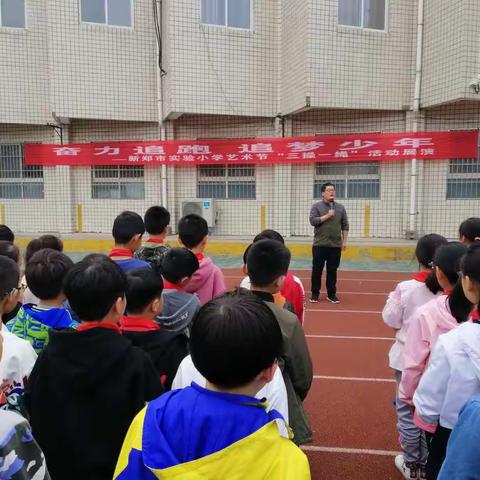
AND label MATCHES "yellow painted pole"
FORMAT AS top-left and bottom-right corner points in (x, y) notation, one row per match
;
(260, 205), (267, 231)
(364, 204), (371, 239)
(76, 204), (83, 233)
(0, 205), (5, 225)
